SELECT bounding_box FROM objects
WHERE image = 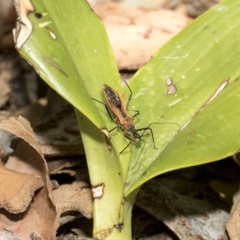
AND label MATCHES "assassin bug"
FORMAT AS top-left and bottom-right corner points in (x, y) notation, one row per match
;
(92, 79), (178, 158)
